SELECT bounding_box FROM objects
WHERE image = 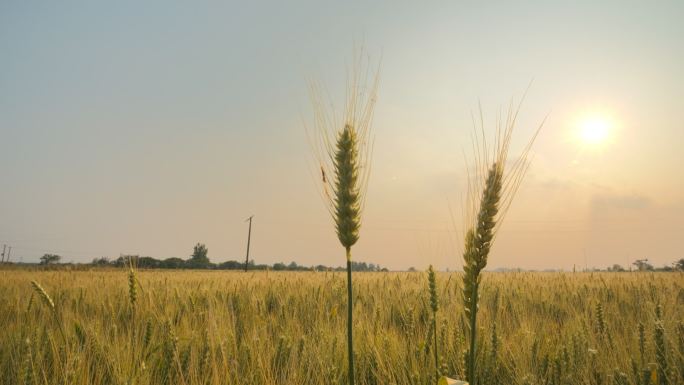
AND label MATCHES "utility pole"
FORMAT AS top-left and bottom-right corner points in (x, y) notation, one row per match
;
(6, 246), (11, 263)
(244, 215), (254, 272)
(1, 244), (5, 263)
